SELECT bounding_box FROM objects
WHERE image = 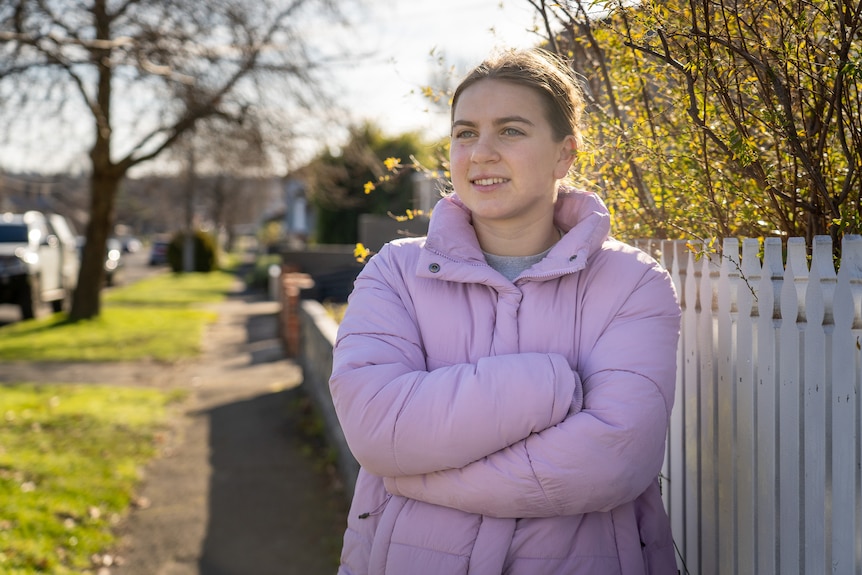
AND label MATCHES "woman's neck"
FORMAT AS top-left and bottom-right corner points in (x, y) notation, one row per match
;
(474, 214), (560, 257)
